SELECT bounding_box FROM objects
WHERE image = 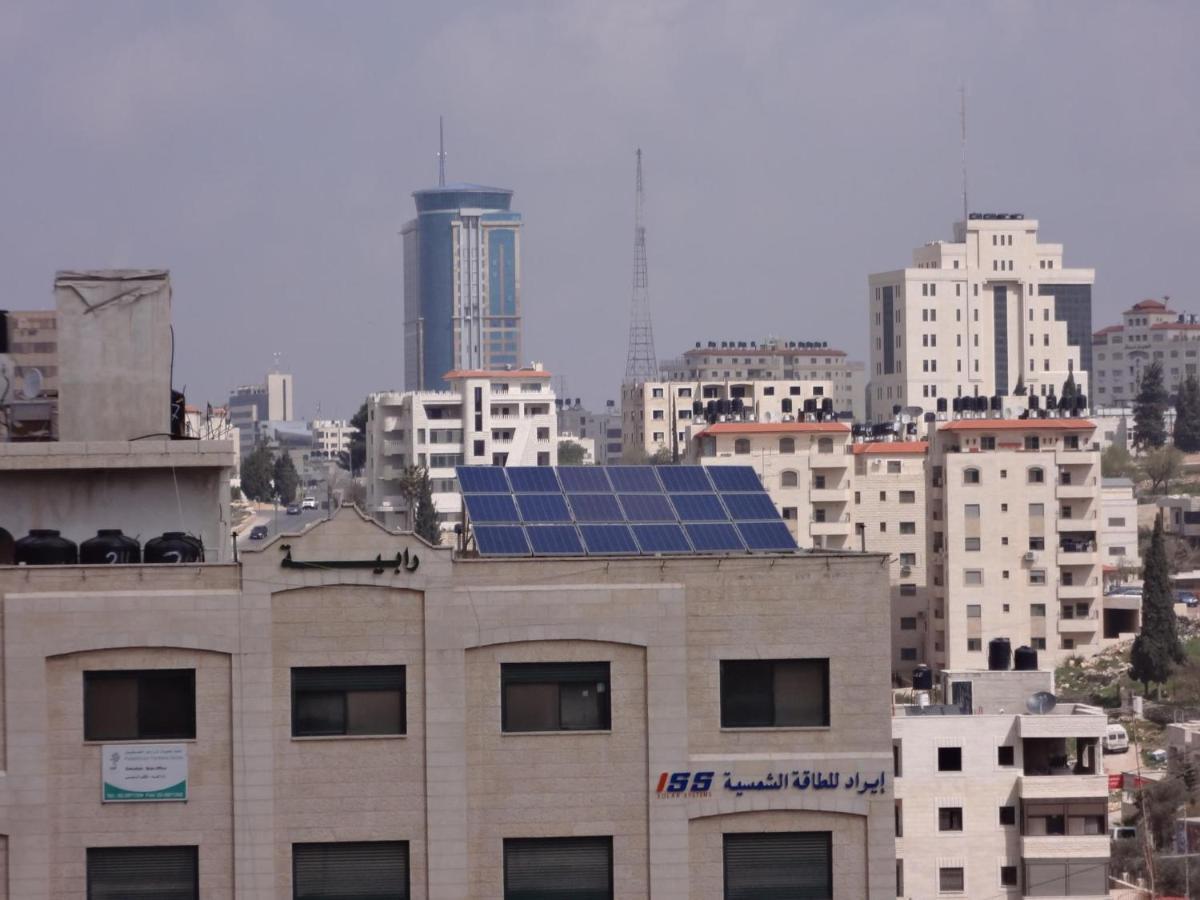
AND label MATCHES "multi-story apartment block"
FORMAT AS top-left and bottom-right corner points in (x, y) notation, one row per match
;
(929, 418), (1114, 668)
(868, 214), (1095, 421)
(1092, 297), (1200, 406)
(1100, 477), (1140, 576)
(402, 183), (522, 391)
(1, 308), (59, 394)
(311, 418), (354, 461)
(624, 338), (864, 461)
(366, 366), (557, 530)
(894, 667), (1110, 899)
(555, 398), (622, 465)
(228, 371), (295, 453)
